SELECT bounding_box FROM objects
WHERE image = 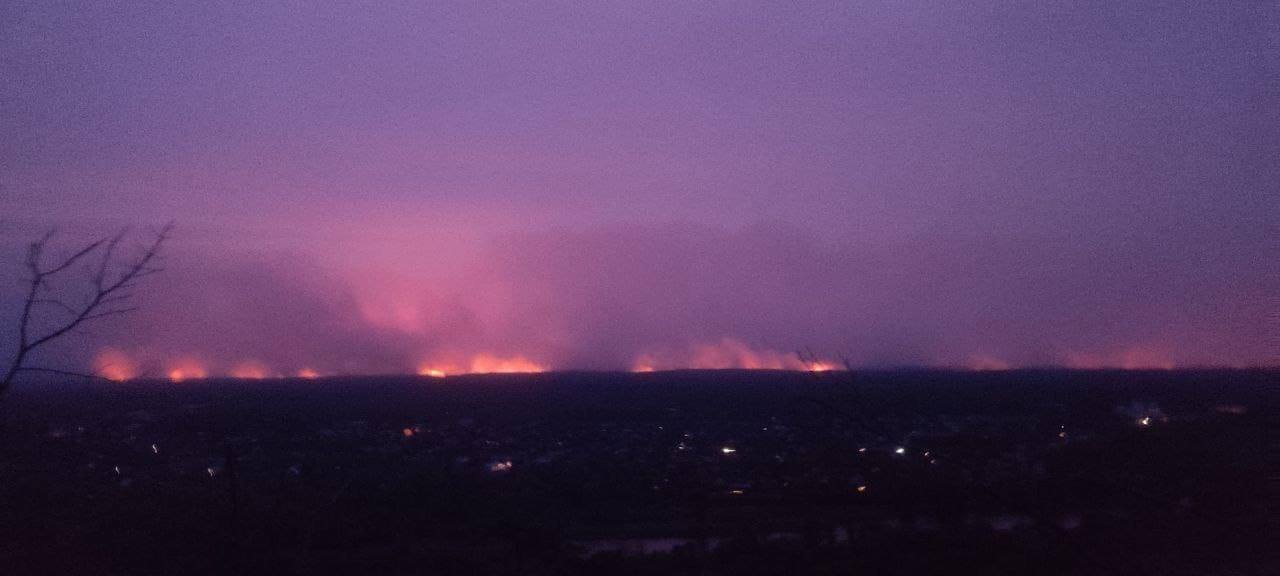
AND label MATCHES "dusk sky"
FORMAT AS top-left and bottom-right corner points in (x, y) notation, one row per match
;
(2, 1), (1276, 377)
